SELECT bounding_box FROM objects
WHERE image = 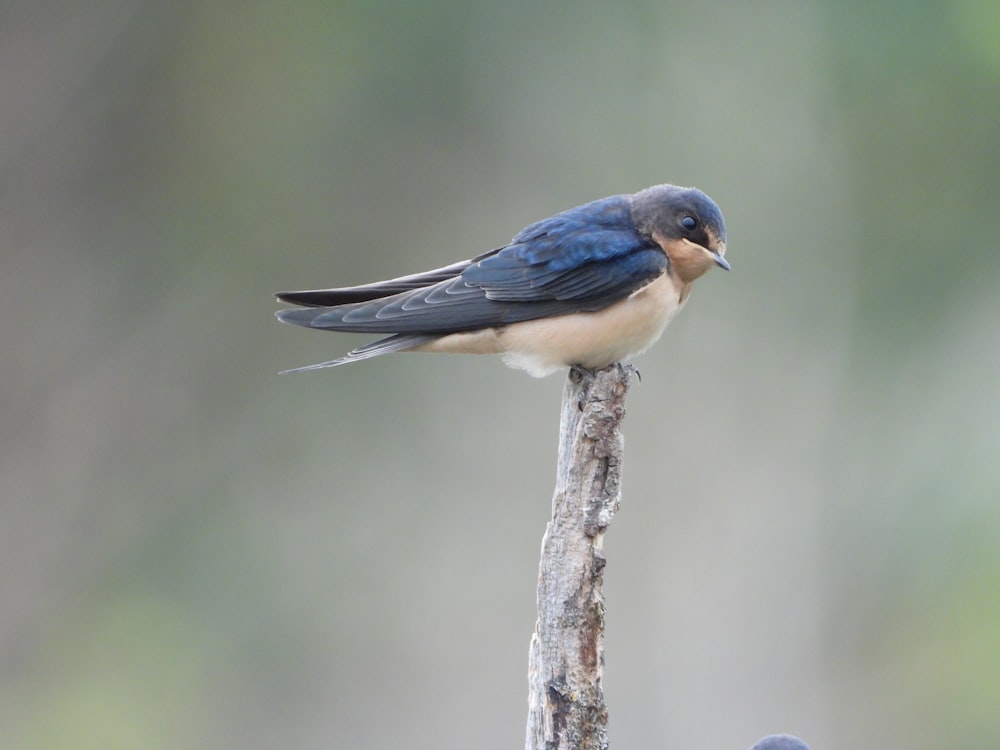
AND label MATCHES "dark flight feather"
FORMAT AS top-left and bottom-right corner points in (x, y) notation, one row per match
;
(275, 196), (669, 336)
